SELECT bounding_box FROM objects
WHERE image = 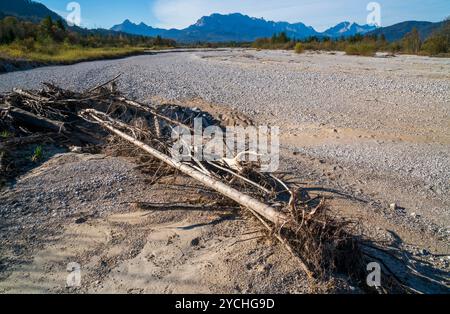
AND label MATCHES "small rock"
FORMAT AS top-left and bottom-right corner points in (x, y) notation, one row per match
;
(70, 146), (83, 153)
(389, 203), (397, 210)
(75, 217), (87, 224)
(190, 238), (200, 246)
(420, 249), (429, 256)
